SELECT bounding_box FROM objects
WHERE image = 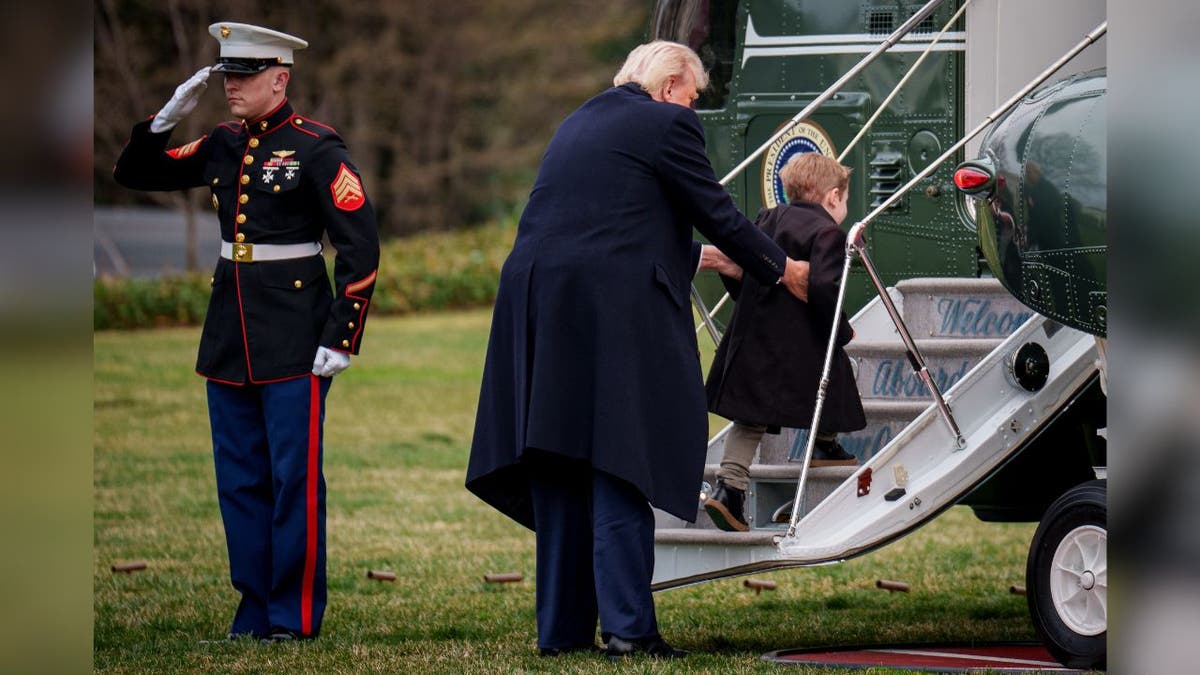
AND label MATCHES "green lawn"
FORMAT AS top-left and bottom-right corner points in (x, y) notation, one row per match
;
(95, 309), (1041, 673)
